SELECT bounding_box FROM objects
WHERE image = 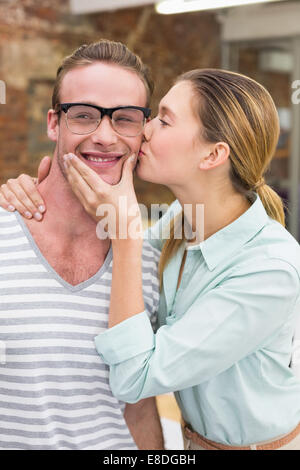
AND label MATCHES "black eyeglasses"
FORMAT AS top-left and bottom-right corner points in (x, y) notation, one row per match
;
(58, 103), (151, 137)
